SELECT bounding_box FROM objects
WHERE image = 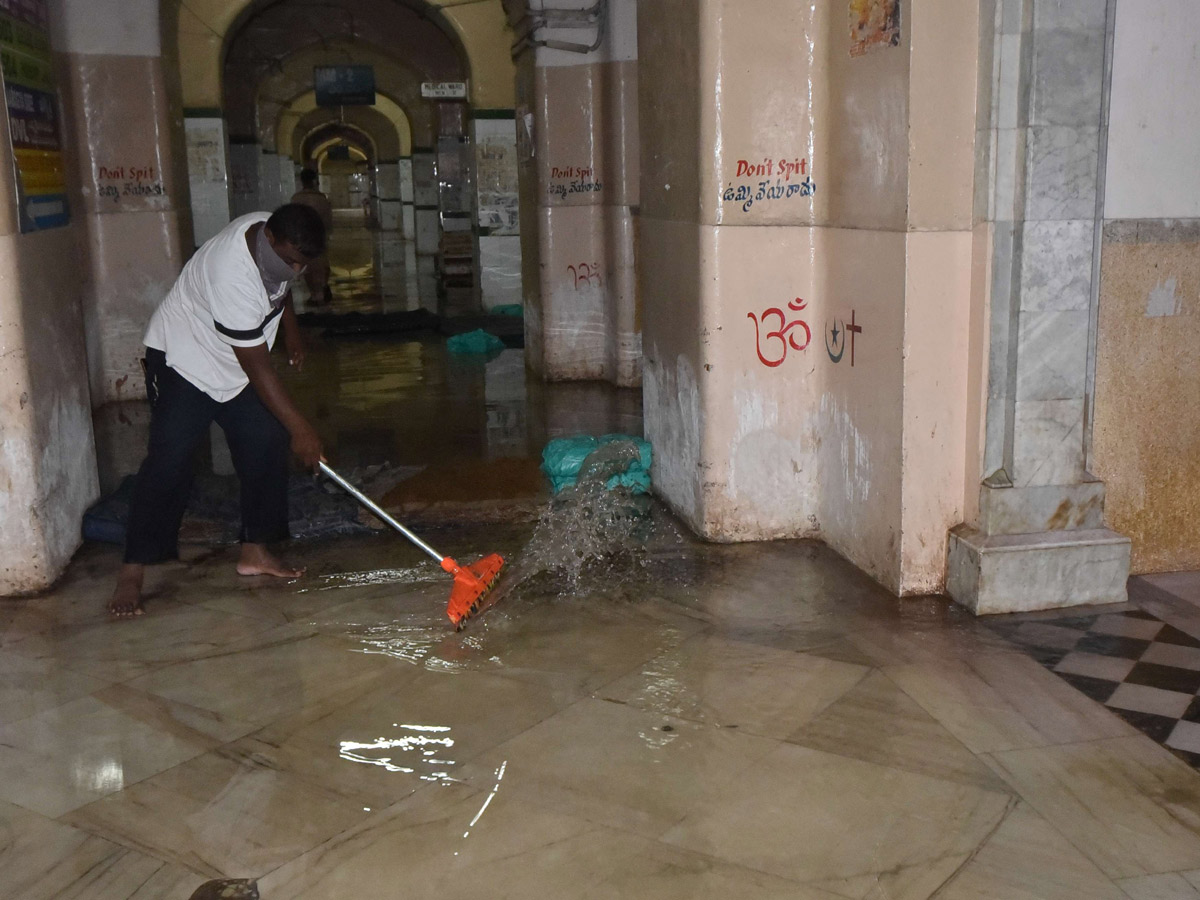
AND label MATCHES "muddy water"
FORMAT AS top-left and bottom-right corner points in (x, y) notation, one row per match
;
(327, 441), (700, 671)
